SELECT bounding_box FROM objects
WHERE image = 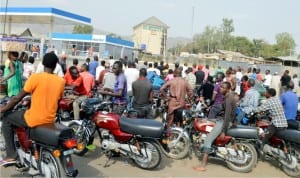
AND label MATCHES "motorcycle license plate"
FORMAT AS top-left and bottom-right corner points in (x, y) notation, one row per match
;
(63, 149), (74, 156)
